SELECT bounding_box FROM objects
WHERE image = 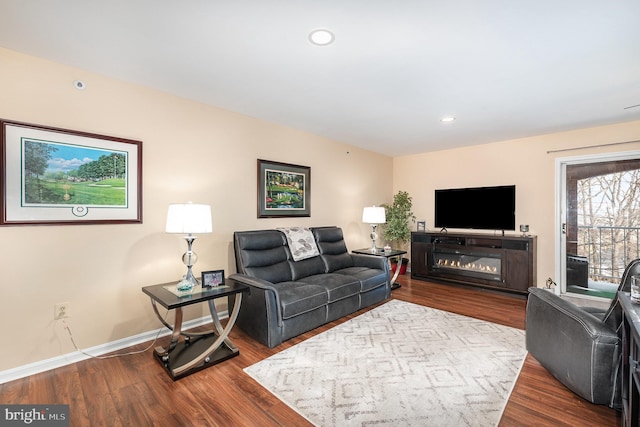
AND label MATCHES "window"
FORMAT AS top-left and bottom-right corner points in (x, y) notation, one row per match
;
(564, 158), (640, 298)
